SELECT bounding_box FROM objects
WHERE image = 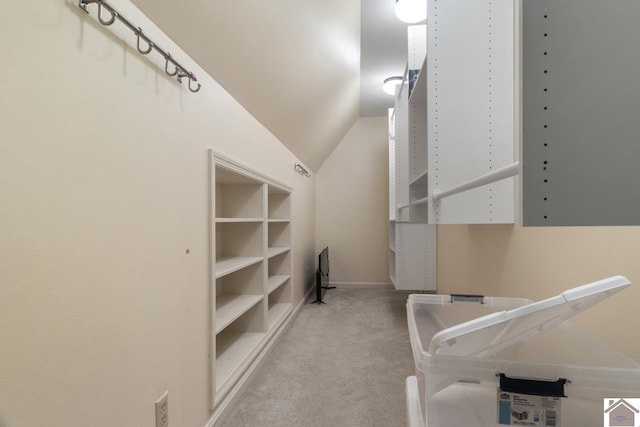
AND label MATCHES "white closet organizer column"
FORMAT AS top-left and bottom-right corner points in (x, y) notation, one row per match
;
(209, 151), (292, 410)
(212, 161), (266, 406)
(427, 0), (515, 224)
(266, 184), (292, 332)
(388, 109), (397, 287)
(407, 25), (428, 223)
(395, 76), (411, 223)
(408, 57), (428, 224)
(389, 23), (437, 291)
